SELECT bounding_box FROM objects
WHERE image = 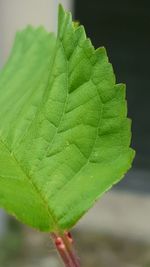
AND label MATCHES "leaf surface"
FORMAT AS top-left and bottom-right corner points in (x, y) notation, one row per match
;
(0, 5), (135, 231)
